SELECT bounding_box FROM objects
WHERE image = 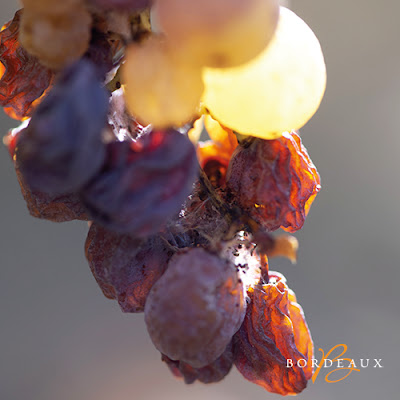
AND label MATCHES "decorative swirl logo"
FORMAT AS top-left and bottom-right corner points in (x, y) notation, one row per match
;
(286, 344), (384, 383)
